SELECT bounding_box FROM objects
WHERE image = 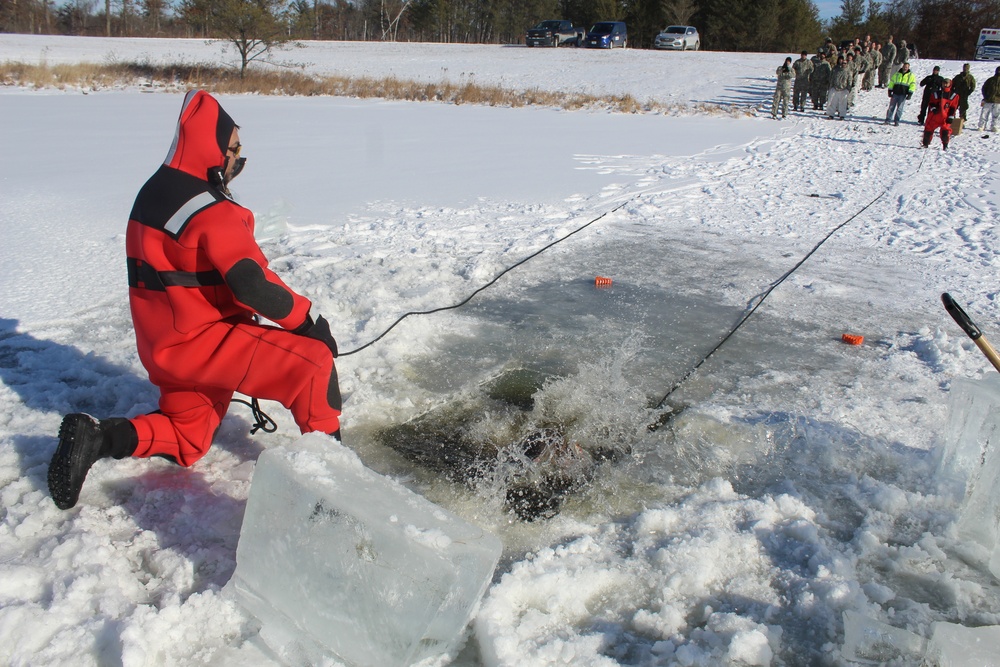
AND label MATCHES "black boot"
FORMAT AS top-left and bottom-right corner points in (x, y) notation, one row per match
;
(922, 130), (933, 148)
(48, 414), (138, 510)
